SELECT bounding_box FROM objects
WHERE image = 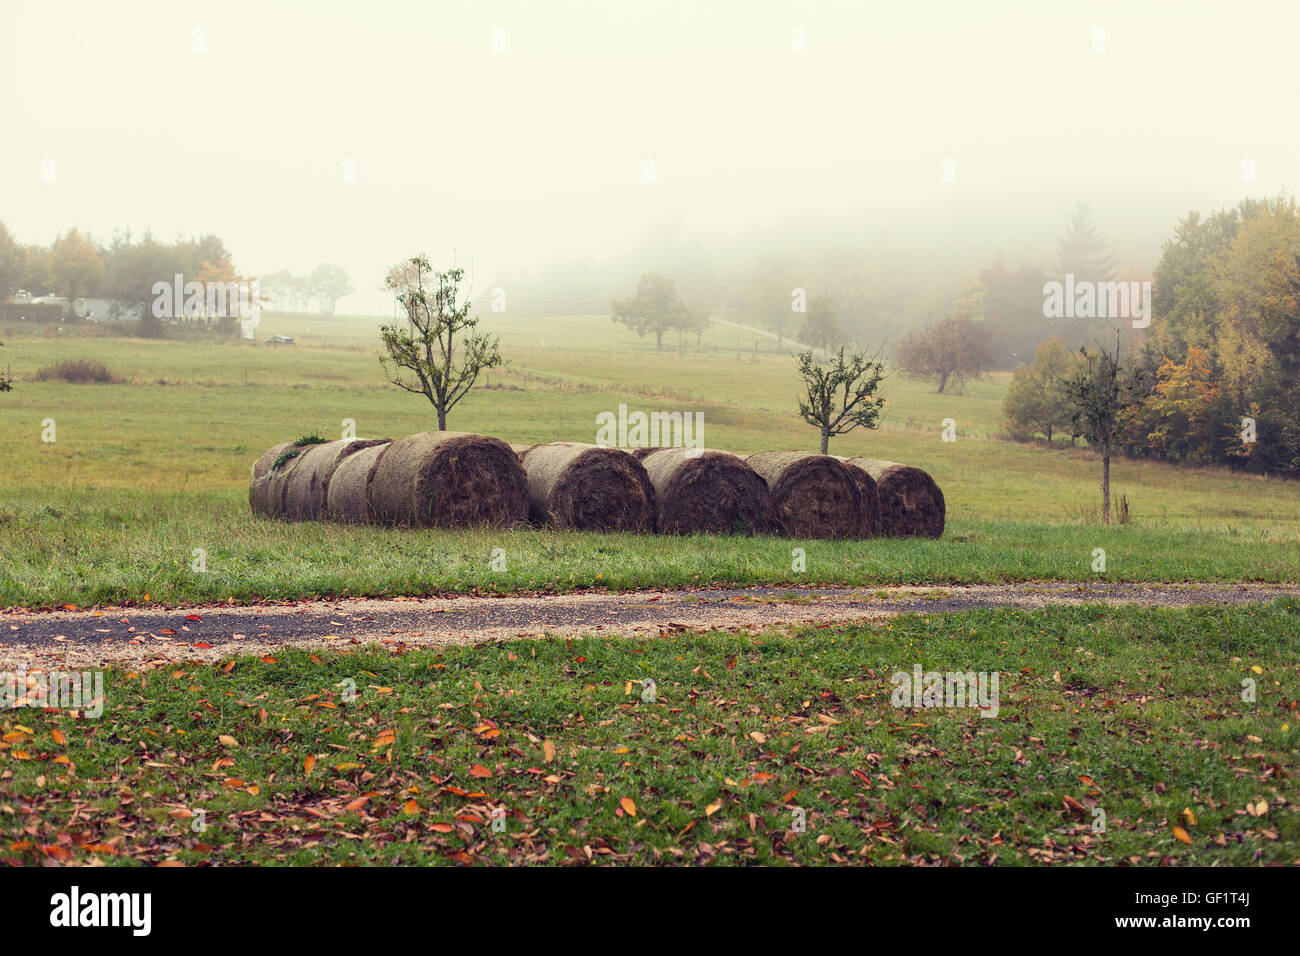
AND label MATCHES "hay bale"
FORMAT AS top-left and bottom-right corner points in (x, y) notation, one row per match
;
(250, 440), (326, 517)
(282, 439), (388, 521)
(519, 441), (655, 532)
(368, 431), (528, 528)
(846, 458), (945, 538)
(326, 442), (391, 523)
(745, 451), (862, 539)
(508, 442), (535, 460)
(836, 457), (882, 538)
(249, 441), (293, 516)
(629, 446), (666, 461)
(641, 448), (771, 535)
